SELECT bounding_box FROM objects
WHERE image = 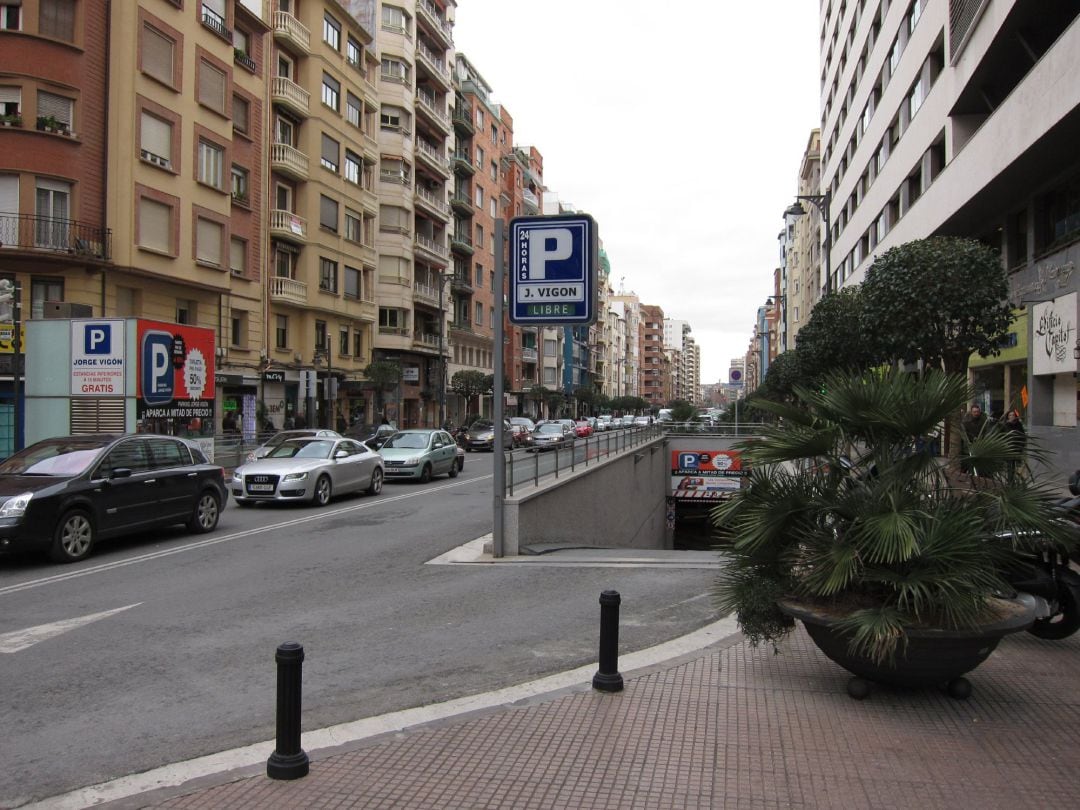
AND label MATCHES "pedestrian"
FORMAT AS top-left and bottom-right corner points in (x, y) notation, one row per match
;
(1002, 408), (1027, 478)
(222, 412), (238, 433)
(962, 403), (987, 445)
